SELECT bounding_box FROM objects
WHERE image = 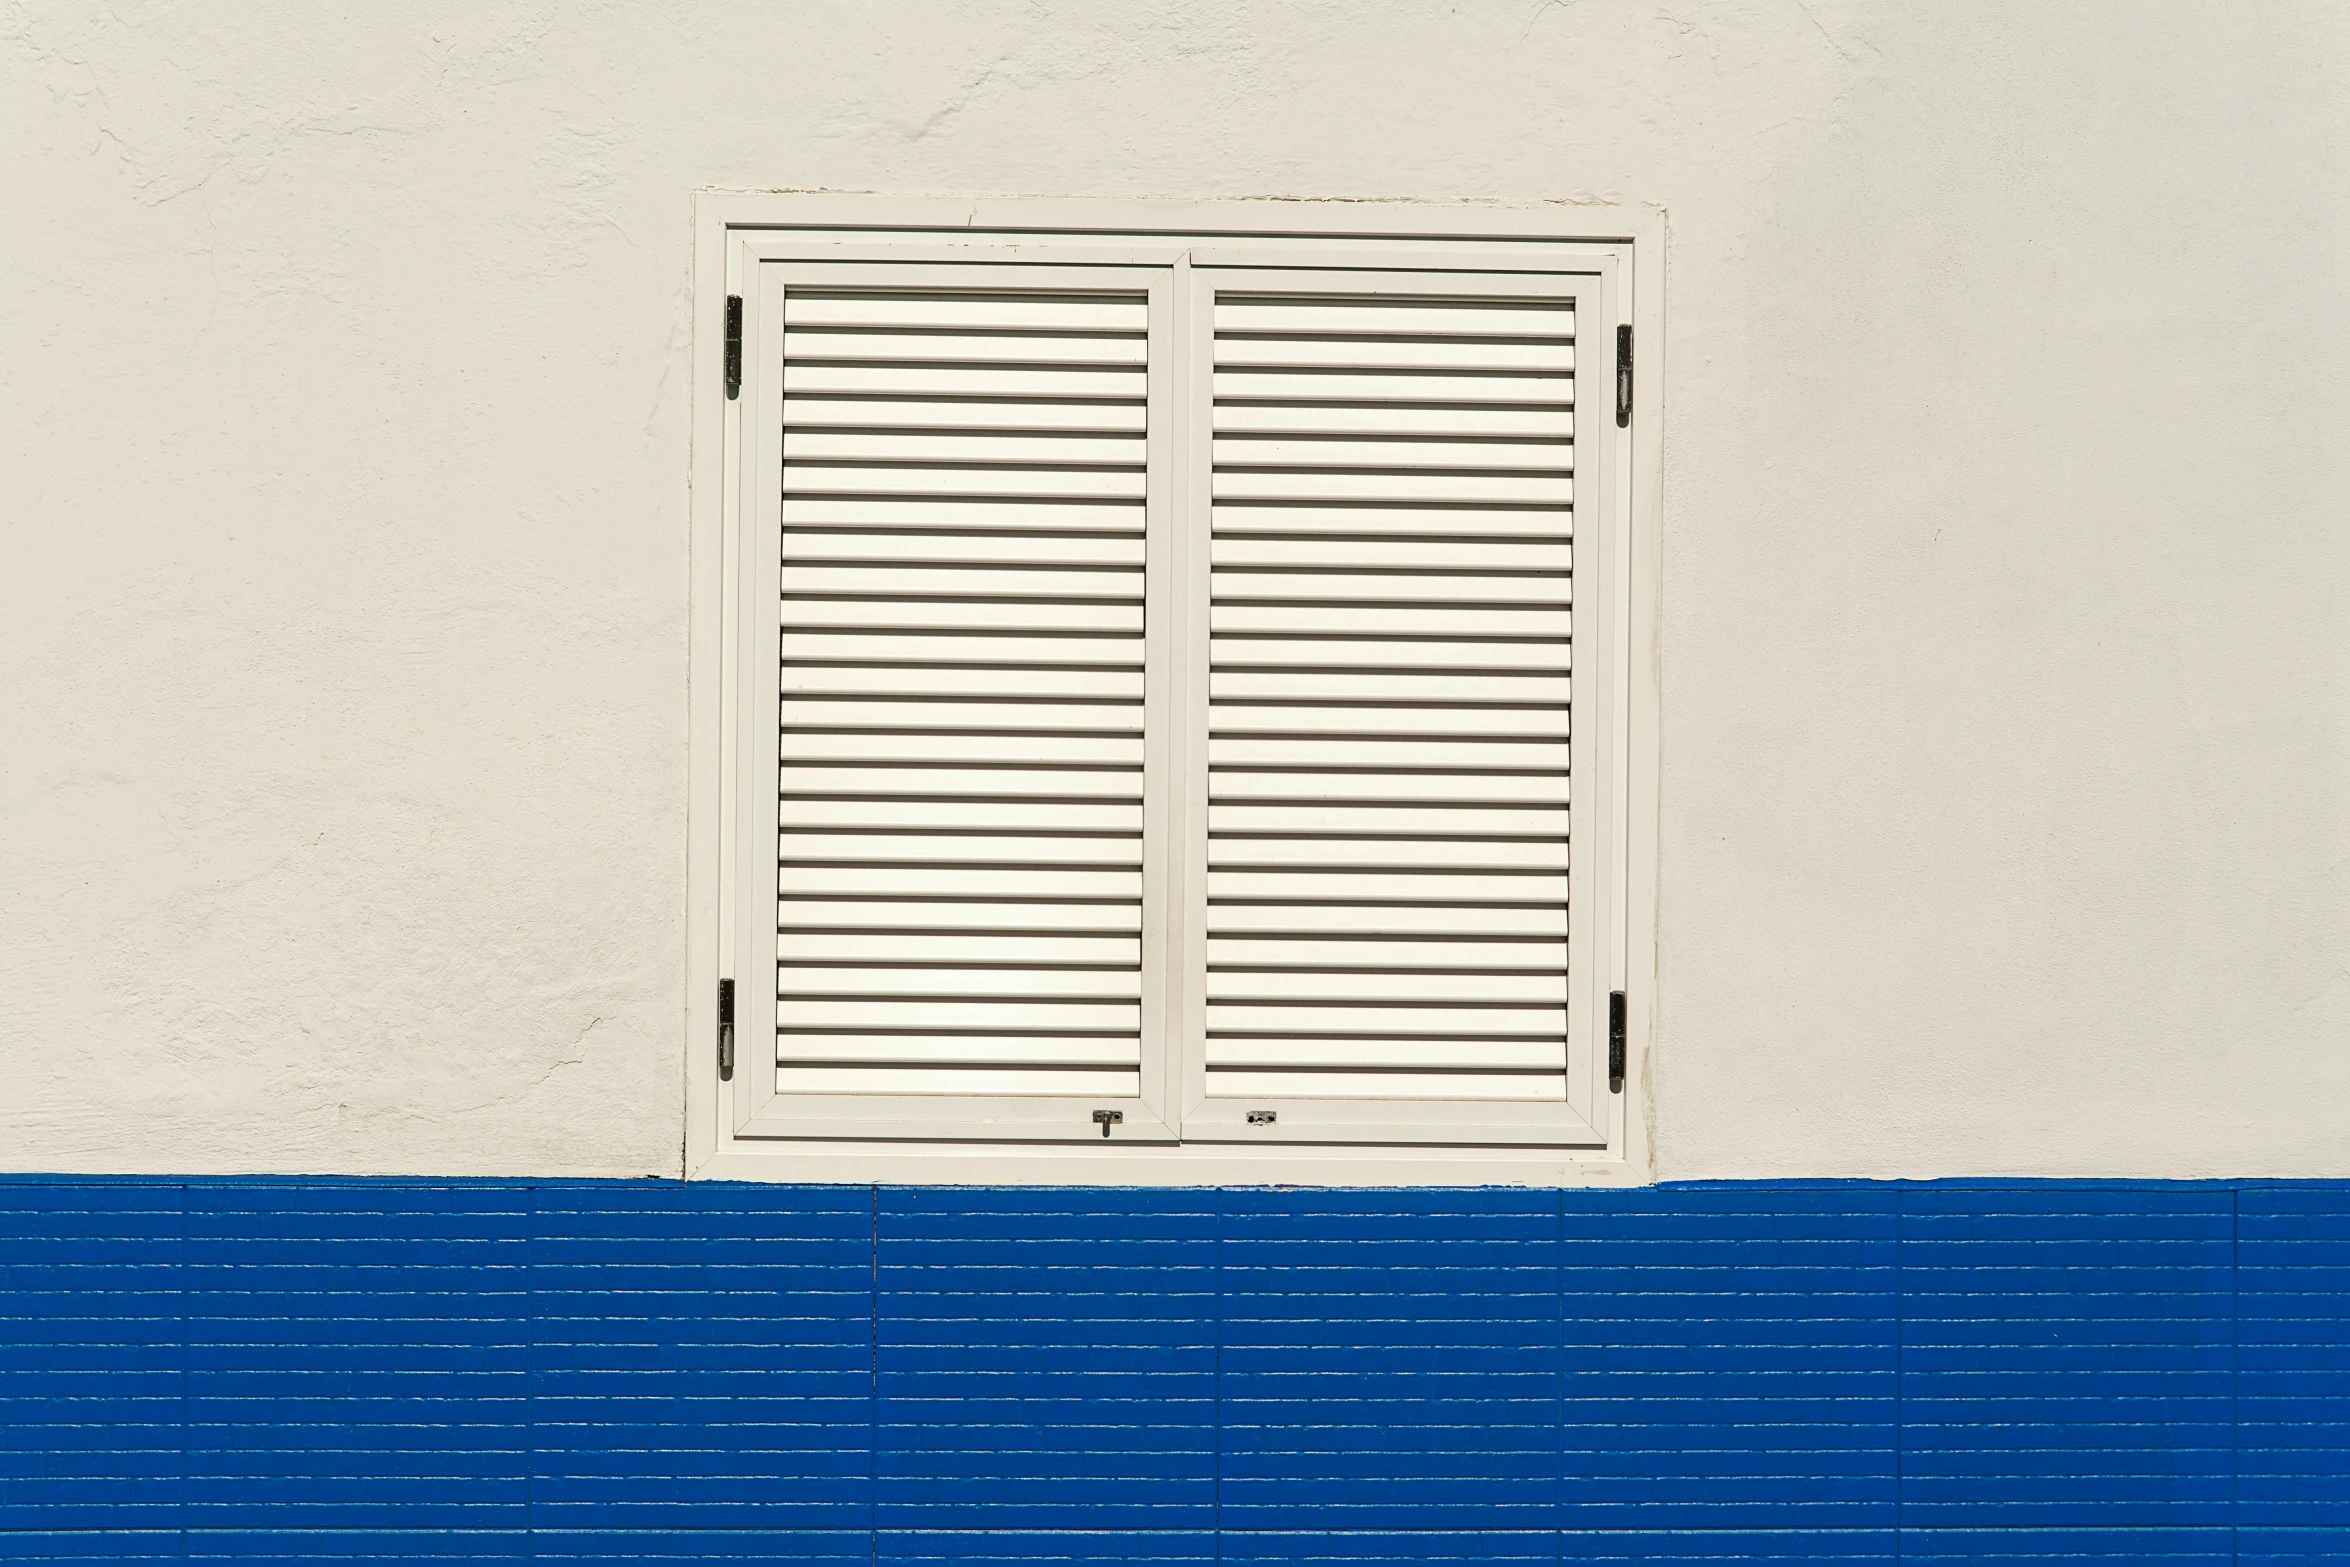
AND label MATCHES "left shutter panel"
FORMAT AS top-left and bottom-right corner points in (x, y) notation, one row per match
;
(736, 266), (1176, 1142)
